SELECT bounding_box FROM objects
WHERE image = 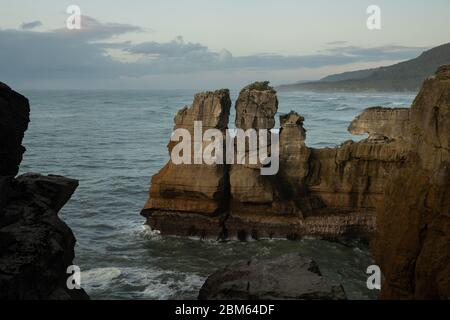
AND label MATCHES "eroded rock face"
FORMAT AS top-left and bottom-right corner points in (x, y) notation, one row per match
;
(348, 107), (410, 140)
(142, 90), (231, 238)
(235, 87), (278, 130)
(0, 83), (88, 300)
(372, 65), (450, 300)
(279, 111), (309, 185)
(306, 140), (409, 211)
(141, 83), (406, 240)
(228, 87), (295, 224)
(174, 90), (231, 132)
(0, 174), (88, 300)
(198, 254), (346, 300)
